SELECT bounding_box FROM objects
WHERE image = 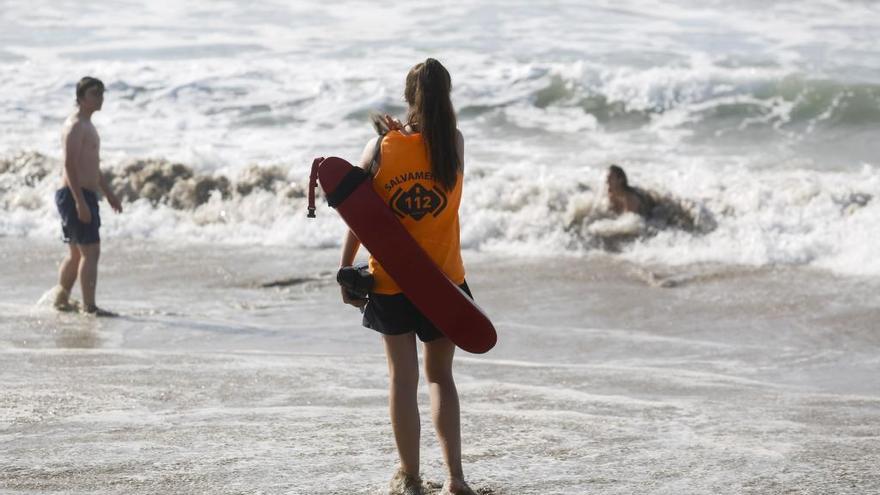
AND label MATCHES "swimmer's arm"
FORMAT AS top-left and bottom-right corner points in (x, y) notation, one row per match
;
(624, 192), (643, 215)
(98, 172), (123, 213)
(609, 193), (640, 215)
(63, 122), (88, 206)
